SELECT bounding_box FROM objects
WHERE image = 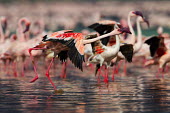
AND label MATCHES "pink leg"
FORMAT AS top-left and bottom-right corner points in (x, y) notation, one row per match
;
(114, 63), (119, 74)
(60, 61), (67, 78)
(114, 65), (117, 74)
(29, 48), (46, 83)
(3, 60), (7, 73)
(21, 61), (26, 77)
(104, 67), (109, 84)
(45, 58), (57, 90)
(112, 66), (115, 81)
(100, 66), (105, 78)
(143, 58), (147, 67)
(6, 59), (10, 75)
(89, 63), (94, 71)
(123, 61), (127, 75)
(157, 68), (164, 78)
(12, 62), (18, 77)
(97, 68), (102, 84)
